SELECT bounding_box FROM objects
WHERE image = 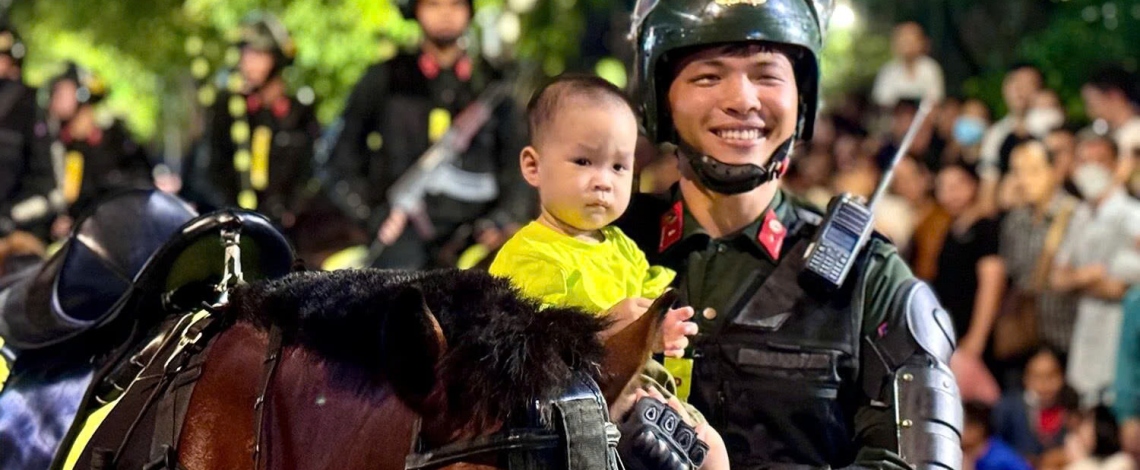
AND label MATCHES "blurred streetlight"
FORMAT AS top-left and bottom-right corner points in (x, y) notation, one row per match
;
(832, 0), (858, 31)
